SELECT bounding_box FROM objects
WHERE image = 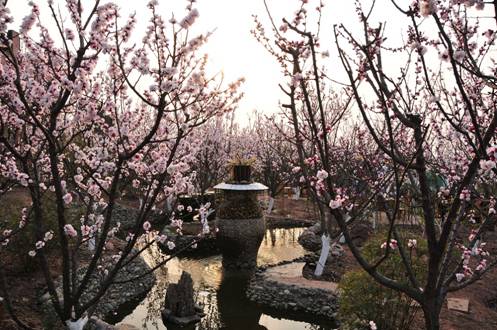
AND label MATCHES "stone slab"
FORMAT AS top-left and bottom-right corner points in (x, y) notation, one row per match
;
(265, 262), (306, 278)
(447, 298), (470, 313)
(264, 262), (338, 292)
